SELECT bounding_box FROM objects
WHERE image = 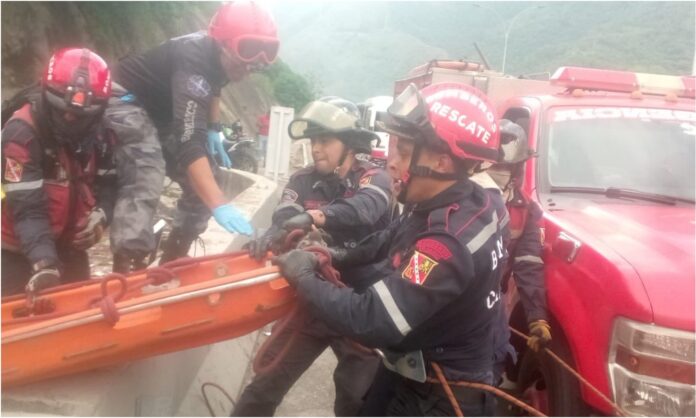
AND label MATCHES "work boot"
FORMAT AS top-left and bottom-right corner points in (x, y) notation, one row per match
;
(113, 252), (148, 274)
(159, 228), (197, 264)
